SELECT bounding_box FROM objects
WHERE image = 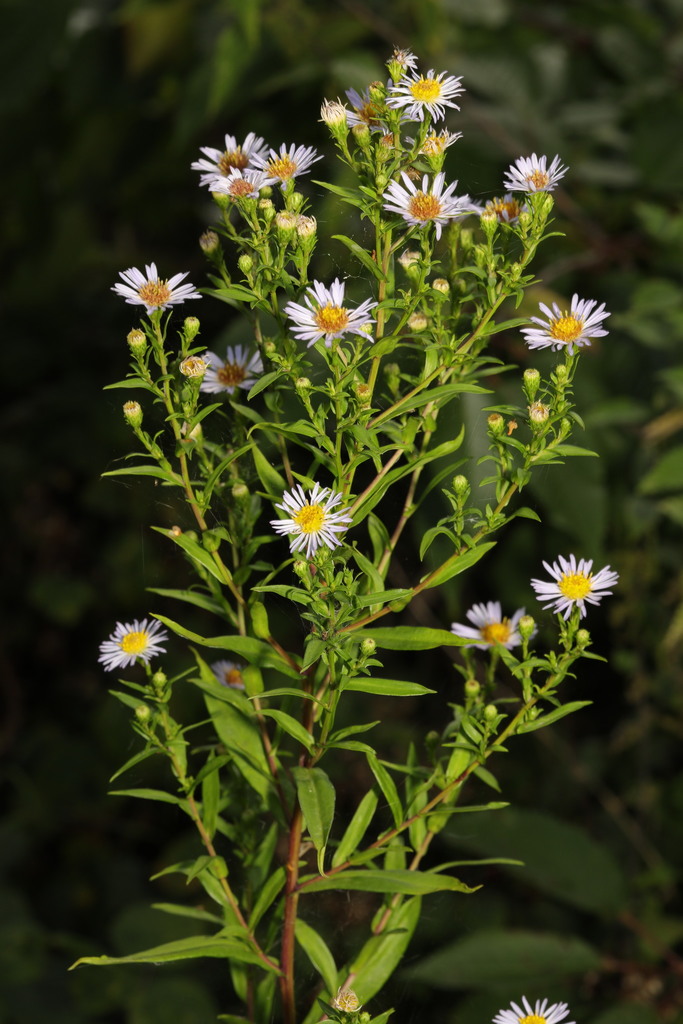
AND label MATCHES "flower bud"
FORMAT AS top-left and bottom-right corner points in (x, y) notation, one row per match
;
(183, 316), (200, 341)
(354, 381), (372, 406)
(554, 363), (569, 383)
(231, 482), (249, 502)
(123, 400), (143, 428)
(558, 417), (572, 440)
(480, 208), (498, 238)
(211, 190), (233, 210)
(320, 98), (348, 126)
(360, 637), (376, 656)
(368, 80), (385, 103)
(483, 703), (498, 722)
(464, 678), (480, 698)
(518, 615), (536, 641)
(263, 340), (276, 357)
(151, 670), (167, 694)
(127, 328), (146, 355)
(518, 210), (533, 231)
(352, 122), (371, 149)
(293, 560), (309, 579)
(238, 253), (254, 275)
(275, 210), (298, 239)
(523, 367), (541, 401)
(258, 198), (276, 222)
(295, 376), (311, 392)
(487, 412), (505, 437)
(452, 474), (470, 497)
(296, 215), (317, 239)
(199, 229), (220, 255)
(179, 355), (208, 378)
(134, 704), (151, 723)
(576, 628), (591, 648)
(408, 312), (428, 332)
(432, 278), (450, 295)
